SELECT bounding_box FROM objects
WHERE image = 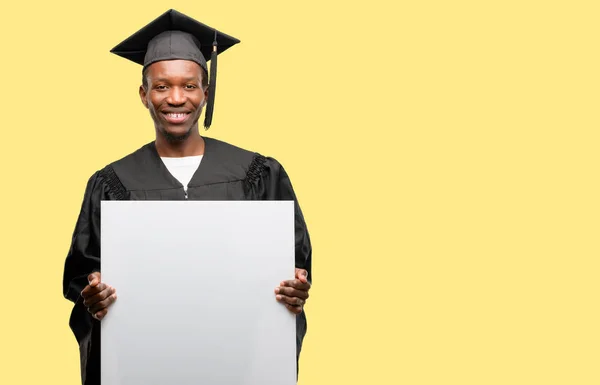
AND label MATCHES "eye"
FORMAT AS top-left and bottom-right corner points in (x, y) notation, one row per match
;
(185, 84), (197, 89)
(155, 85), (168, 90)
